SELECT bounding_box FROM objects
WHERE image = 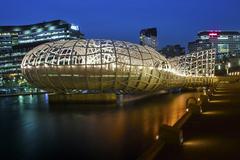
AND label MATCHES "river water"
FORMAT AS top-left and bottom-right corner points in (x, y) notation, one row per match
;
(0, 92), (199, 160)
